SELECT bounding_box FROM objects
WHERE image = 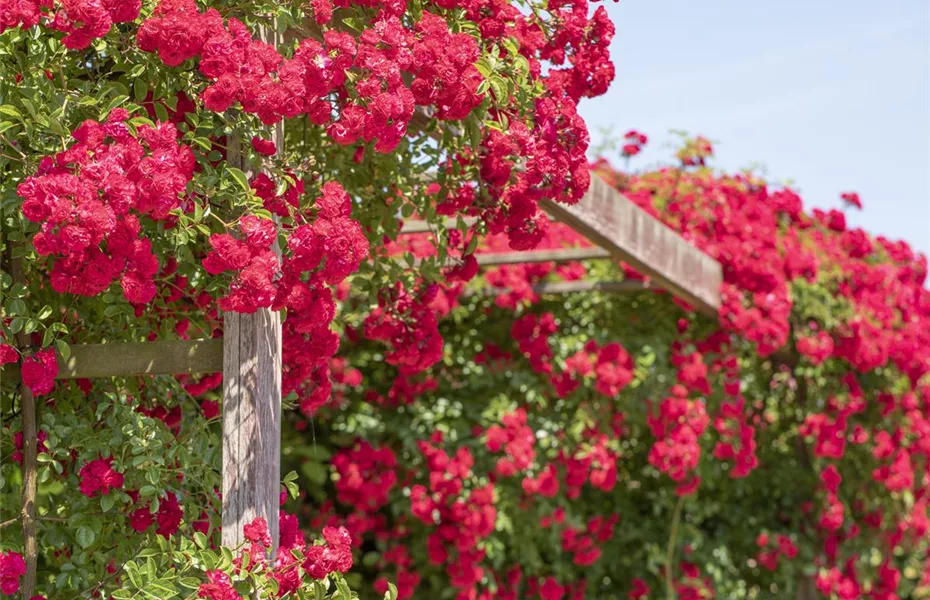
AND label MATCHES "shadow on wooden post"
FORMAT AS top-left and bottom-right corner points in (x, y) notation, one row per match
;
(221, 308), (282, 548)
